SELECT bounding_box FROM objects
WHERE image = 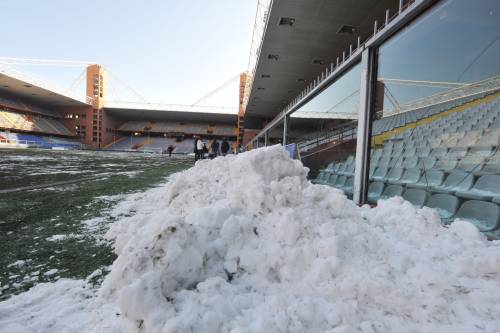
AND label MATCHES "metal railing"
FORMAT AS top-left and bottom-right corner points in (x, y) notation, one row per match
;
(298, 121), (358, 153)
